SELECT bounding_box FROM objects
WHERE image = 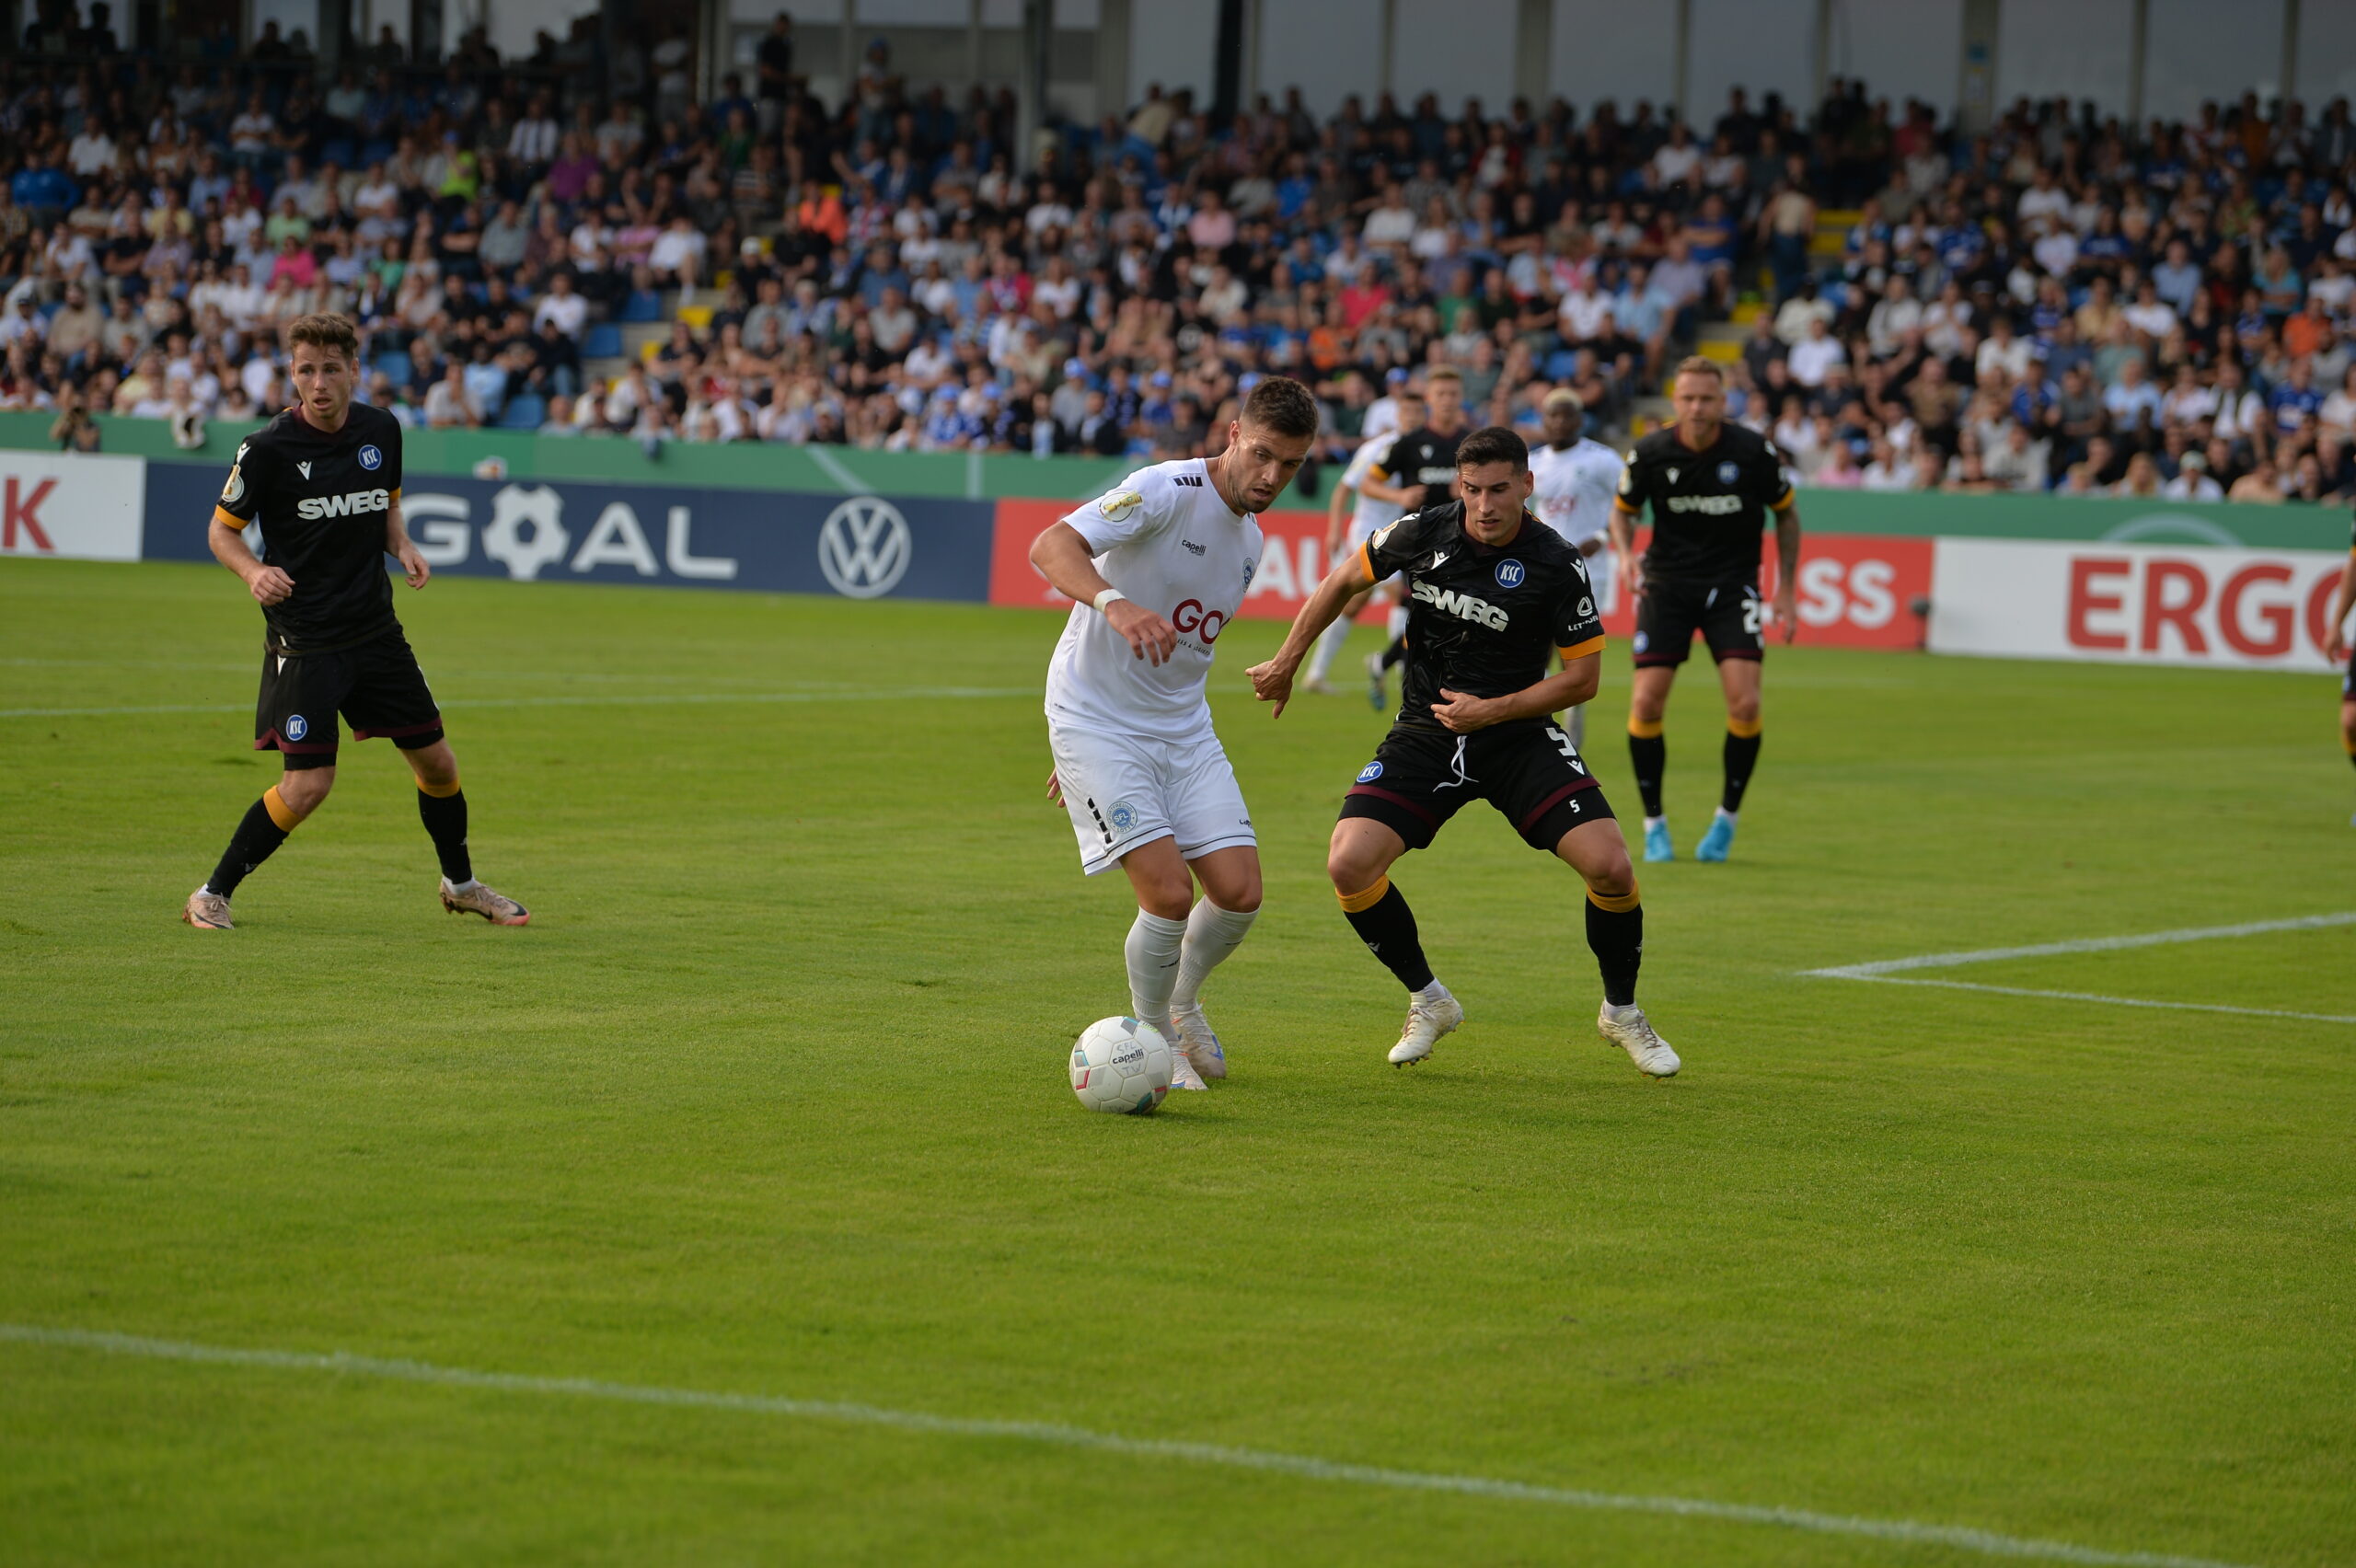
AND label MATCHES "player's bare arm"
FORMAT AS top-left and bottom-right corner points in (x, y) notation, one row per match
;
(1323, 473), (1355, 558)
(210, 513), (294, 605)
(1430, 653), (1600, 734)
(1772, 500), (1802, 642)
(1610, 499), (1644, 597)
(1249, 548), (1380, 717)
(386, 494), (429, 589)
(1030, 521), (1178, 667)
(1357, 473), (1421, 508)
(2326, 548), (2354, 663)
